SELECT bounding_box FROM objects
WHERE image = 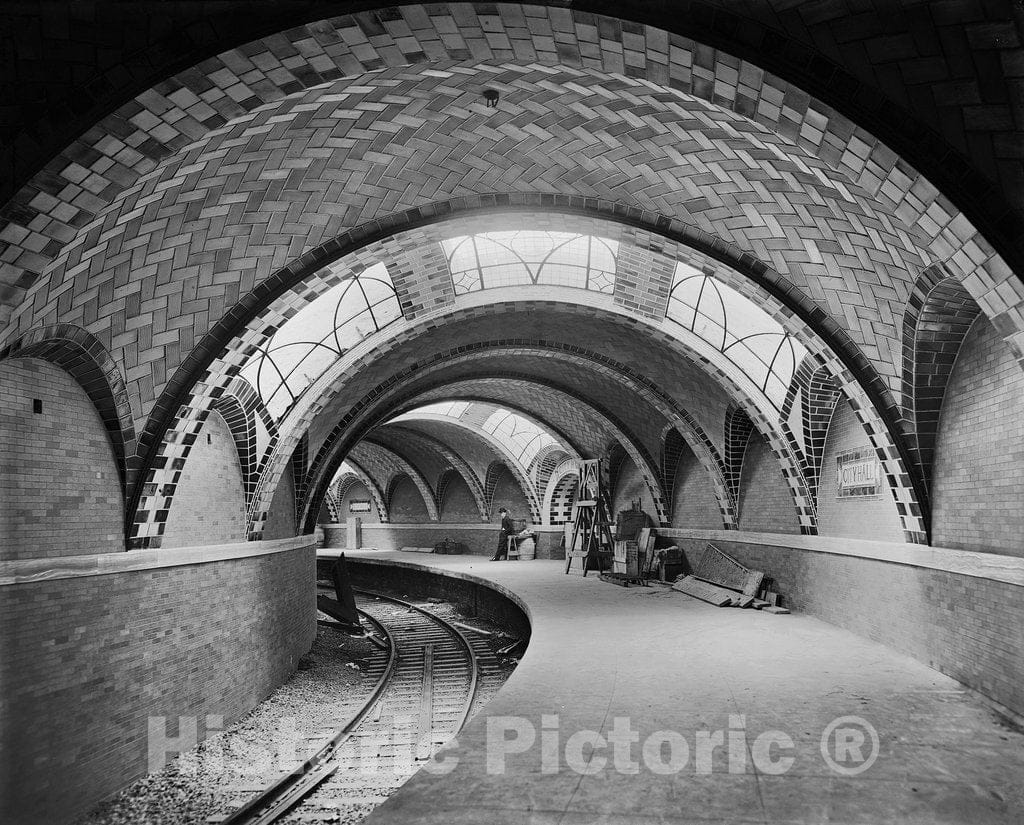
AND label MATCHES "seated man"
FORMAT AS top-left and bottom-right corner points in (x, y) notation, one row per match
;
(490, 508), (514, 560)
